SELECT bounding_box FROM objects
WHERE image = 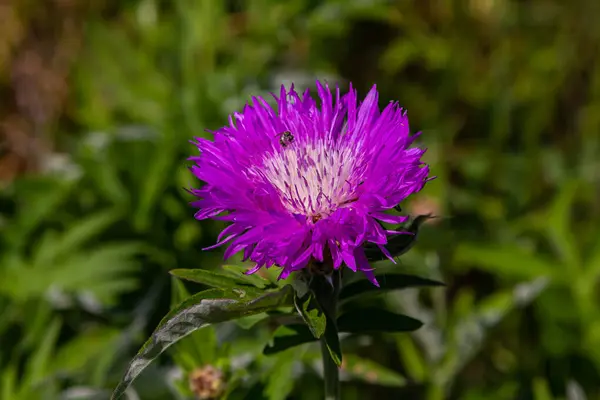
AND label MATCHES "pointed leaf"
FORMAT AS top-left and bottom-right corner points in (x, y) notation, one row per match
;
(169, 268), (262, 296)
(170, 278), (217, 367)
(221, 265), (269, 289)
(310, 273), (343, 366)
(111, 285), (293, 399)
(263, 309), (423, 356)
(294, 294), (325, 338)
(322, 316), (343, 366)
(338, 309), (423, 334)
(340, 274), (444, 302)
(365, 214), (433, 261)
